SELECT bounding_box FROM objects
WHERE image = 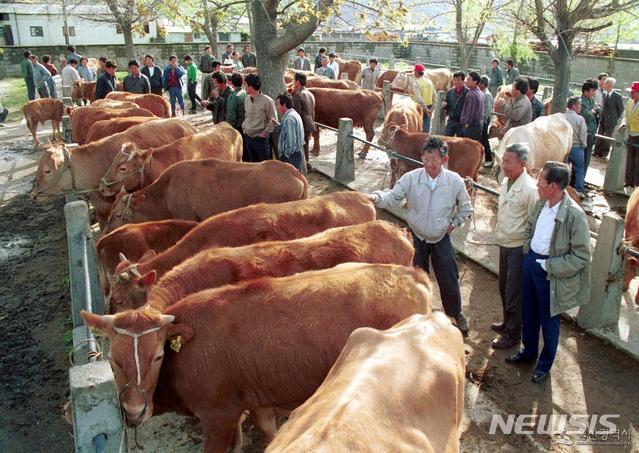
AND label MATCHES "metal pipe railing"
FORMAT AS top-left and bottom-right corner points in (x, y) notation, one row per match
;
(80, 232), (99, 363)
